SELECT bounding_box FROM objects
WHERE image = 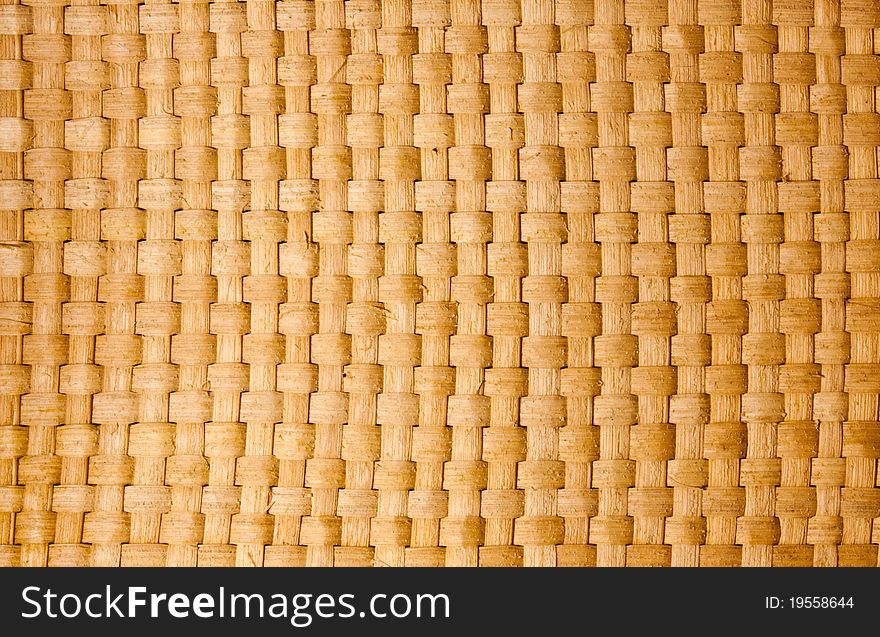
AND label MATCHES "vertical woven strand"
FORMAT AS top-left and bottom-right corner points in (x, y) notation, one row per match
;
(483, 0), (524, 567)
(53, 0), (105, 568)
(592, 0), (635, 567)
(202, 0), (246, 568)
(774, 0), (818, 567)
(133, 0), (178, 567)
(411, 0), (450, 567)
(700, 0), (744, 567)
(627, 0), (674, 568)
(307, 0), (349, 567)
(272, 0), (314, 568)
(339, 0), (381, 568)
(839, 0), (880, 567)
(91, 0), (142, 566)
(20, 0), (69, 568)
(0, 0), (32, 568)
(234, 0), (282, 567)
(518, 0), (567, 568)
(444, 0), (488, 567)
(374, 0), (418, 567)
(557, 0), (598, 567)
(273, 0), (315, 567)
(167, 0), (214, 567)
(739, 0), (782, 569)
(666, 0), (705, 568)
